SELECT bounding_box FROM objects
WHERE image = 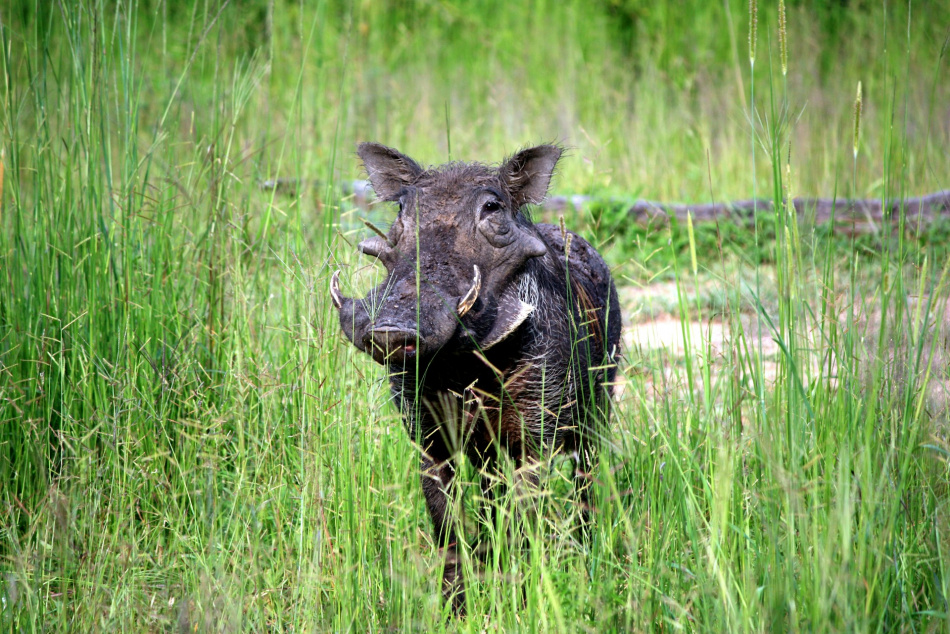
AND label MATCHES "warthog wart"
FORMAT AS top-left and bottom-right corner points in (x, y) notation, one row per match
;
(331, 142), (622, 613)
